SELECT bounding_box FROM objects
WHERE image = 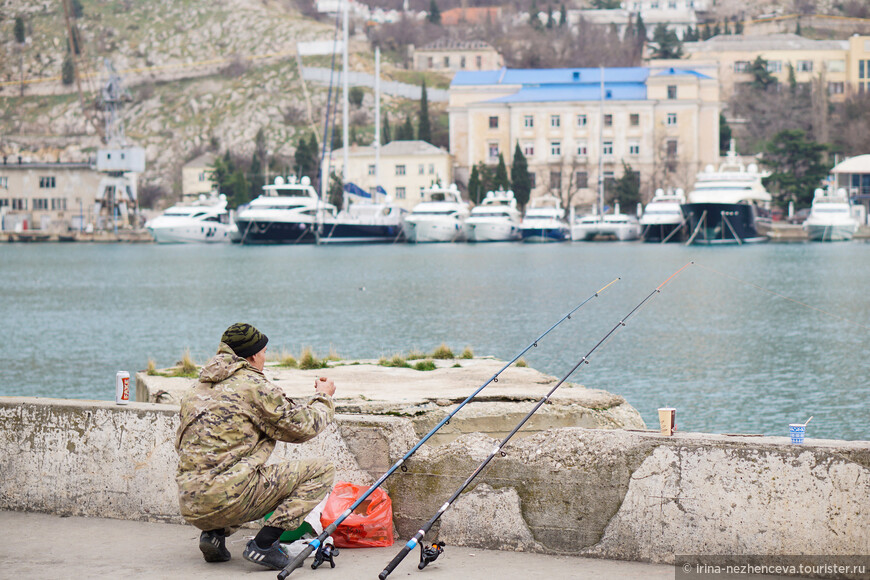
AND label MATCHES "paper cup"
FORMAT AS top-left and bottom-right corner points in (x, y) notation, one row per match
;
(789, 424), (806, 444)
(658, 408), (676, 436)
